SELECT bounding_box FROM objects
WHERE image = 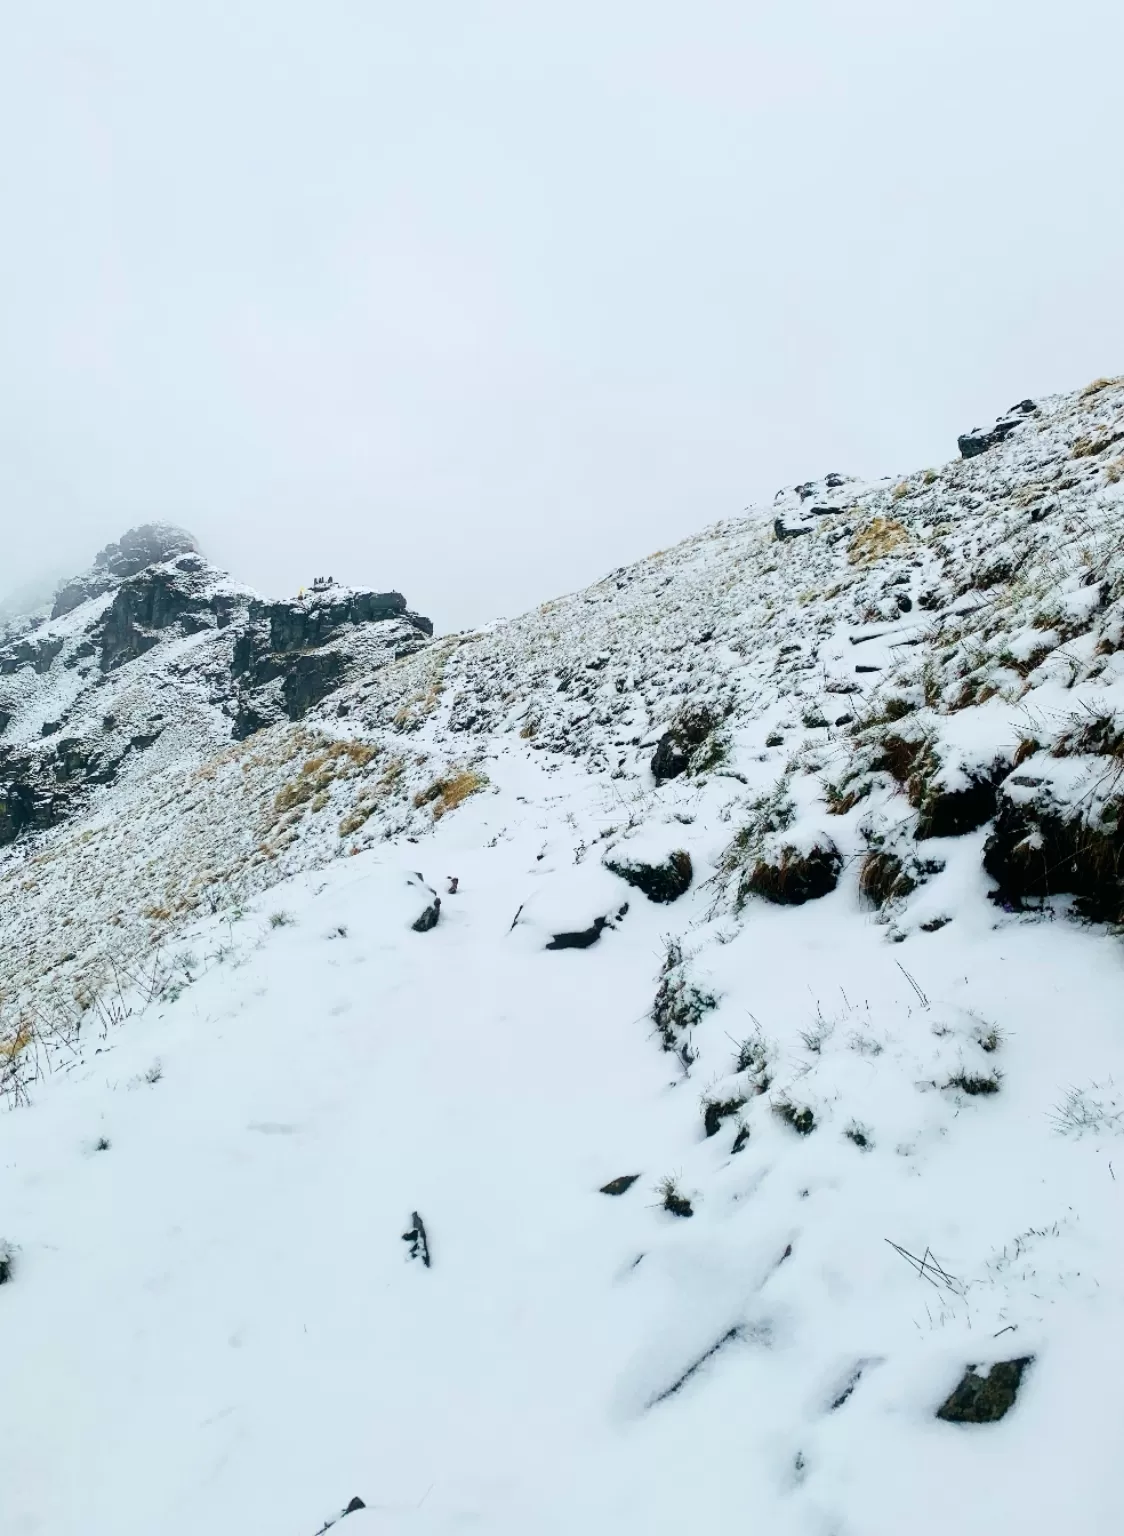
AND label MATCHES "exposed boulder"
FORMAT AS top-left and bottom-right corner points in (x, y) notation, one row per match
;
(958, 399), (1037, 459)
(651, 702), (722, 783)
(915, 772), (1002, 840)
(936, 1357), (1033, 1423)
(604, 848), (693, 904)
